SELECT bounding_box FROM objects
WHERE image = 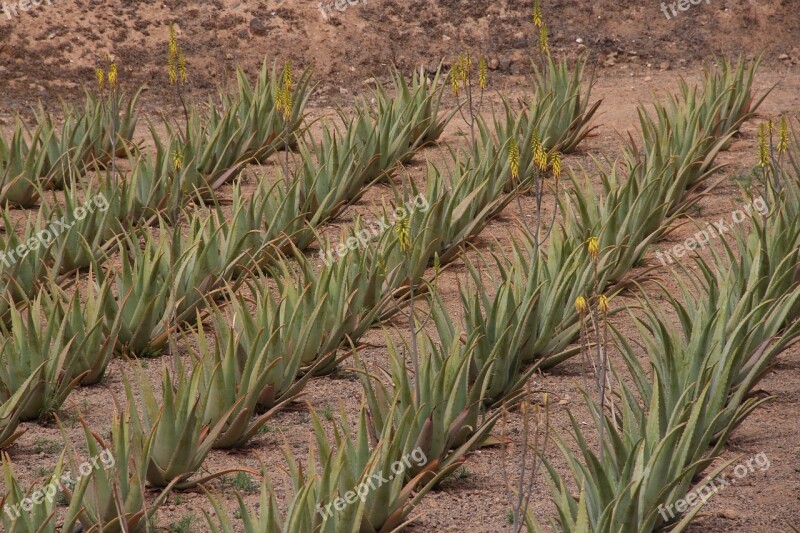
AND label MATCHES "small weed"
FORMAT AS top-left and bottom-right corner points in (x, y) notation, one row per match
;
(226, 472), (260, 494)
(34, 437), (62, 455)
(168, 514), (195, 533)
(731, 166), (761, 189)
(258, 424), (275, 434)
(506, 509), (515, 525)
